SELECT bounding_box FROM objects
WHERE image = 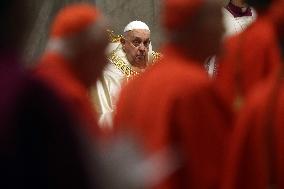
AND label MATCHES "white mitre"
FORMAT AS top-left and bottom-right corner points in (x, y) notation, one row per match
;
(124, 20), (150, 32)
